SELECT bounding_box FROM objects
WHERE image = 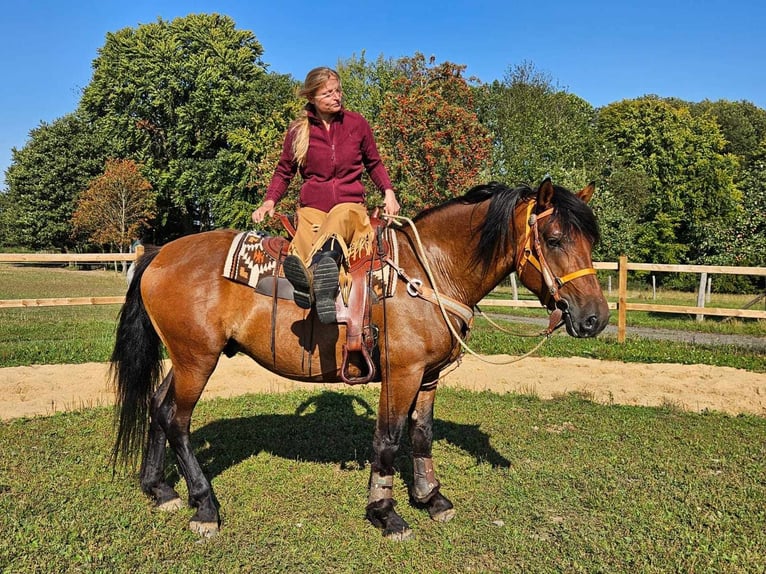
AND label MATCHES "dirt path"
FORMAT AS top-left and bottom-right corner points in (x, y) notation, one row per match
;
(2, 354), (764, 420)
